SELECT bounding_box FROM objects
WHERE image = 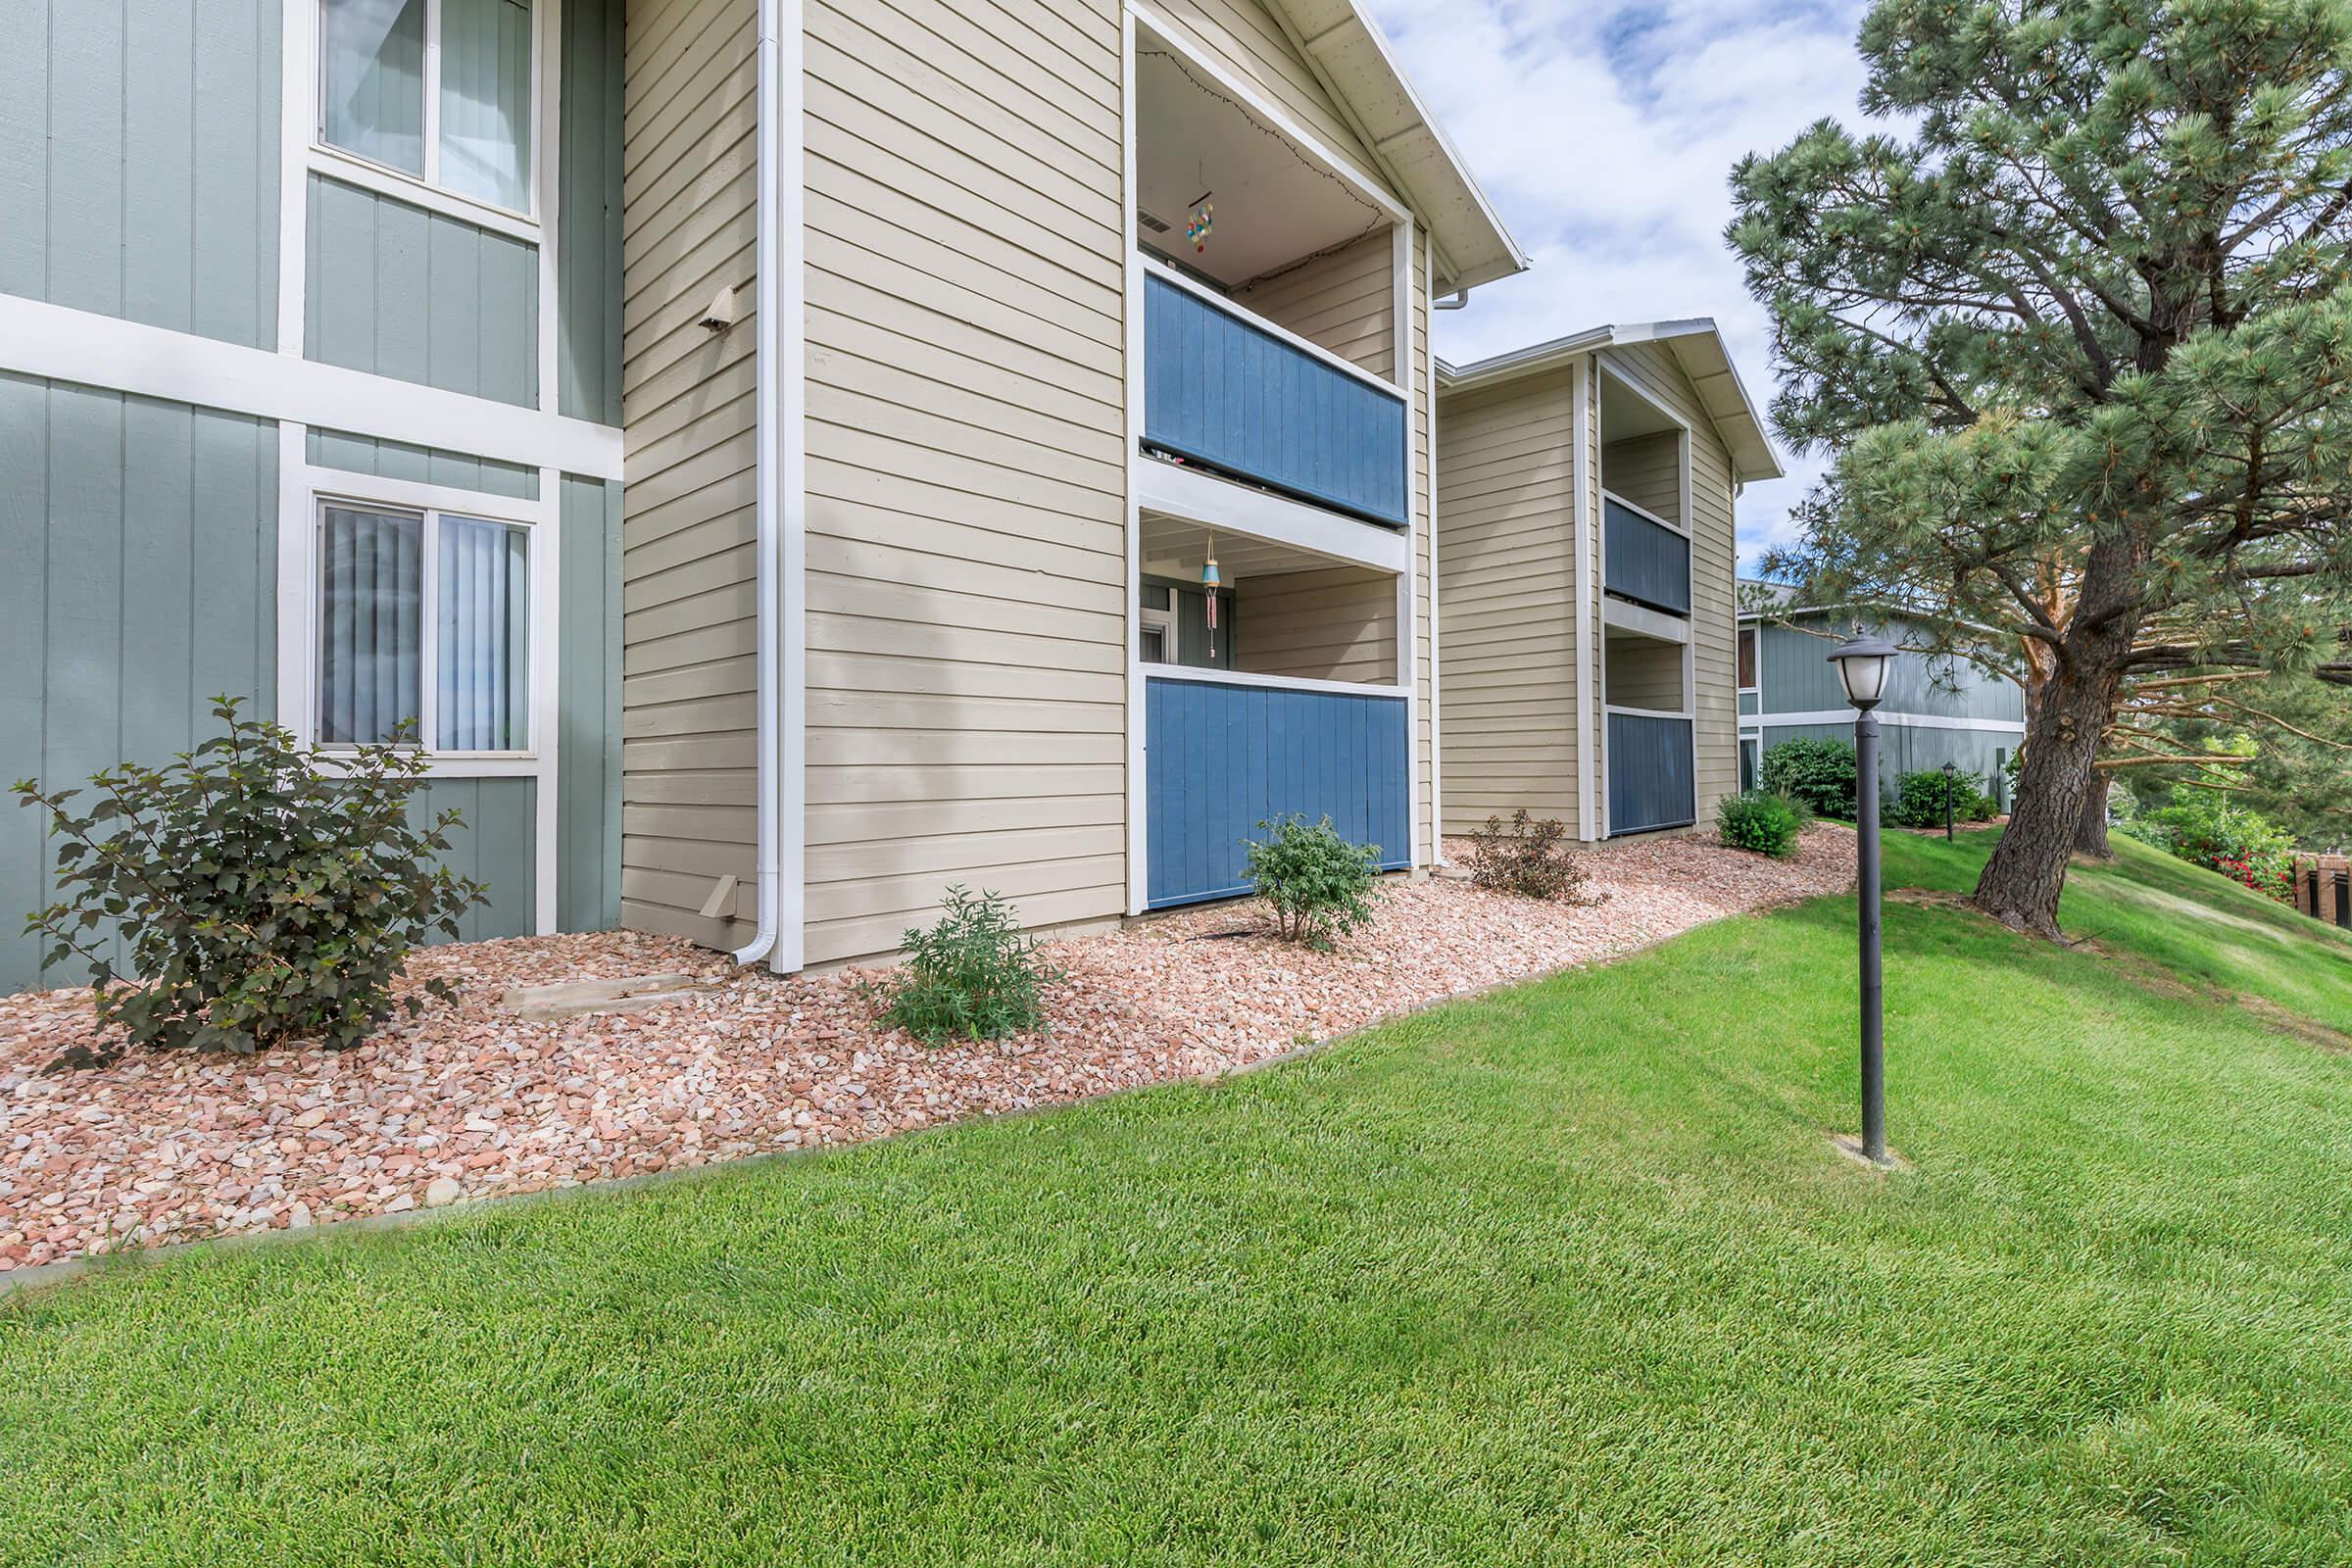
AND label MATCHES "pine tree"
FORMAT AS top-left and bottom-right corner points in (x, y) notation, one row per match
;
(1730, 0), (2352, 936)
